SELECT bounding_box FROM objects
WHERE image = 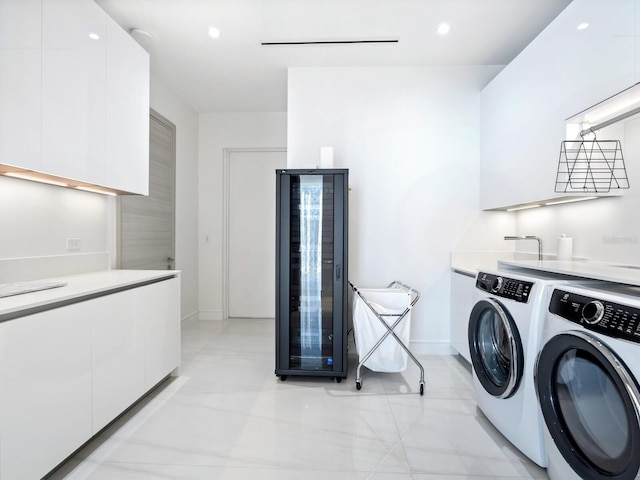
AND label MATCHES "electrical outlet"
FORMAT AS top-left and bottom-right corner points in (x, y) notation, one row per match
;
(66, 238), (81, 251)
